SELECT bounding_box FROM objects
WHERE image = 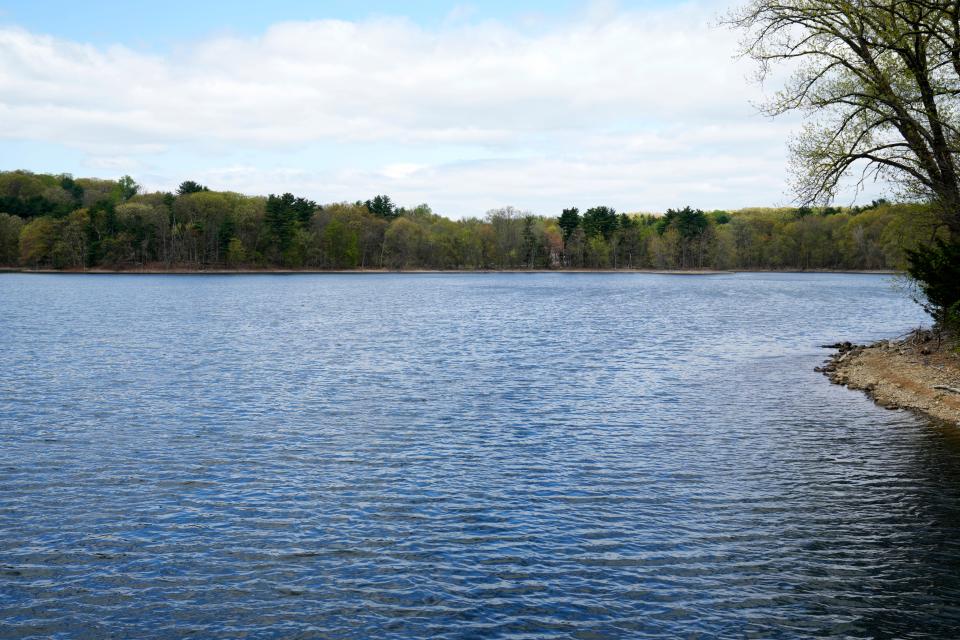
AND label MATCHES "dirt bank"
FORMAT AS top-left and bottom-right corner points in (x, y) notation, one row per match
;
(818, 331), (960, 425)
